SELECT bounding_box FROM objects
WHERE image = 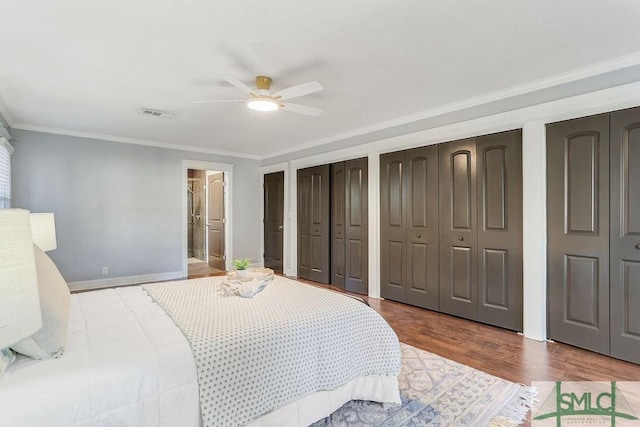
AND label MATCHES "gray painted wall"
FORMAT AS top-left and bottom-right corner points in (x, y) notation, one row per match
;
(11, 129), (261, 283)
